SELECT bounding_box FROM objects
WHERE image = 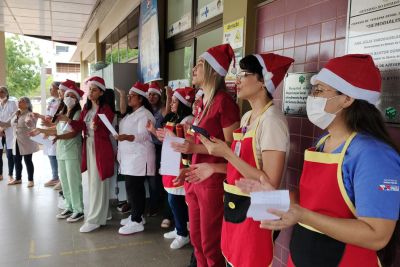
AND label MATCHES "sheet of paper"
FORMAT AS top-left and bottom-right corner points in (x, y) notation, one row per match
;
(98, 114), (117, 136)
(30, 133), (55, 147)
(159, 135), (185, 176)
(247, 190), (290, 221)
